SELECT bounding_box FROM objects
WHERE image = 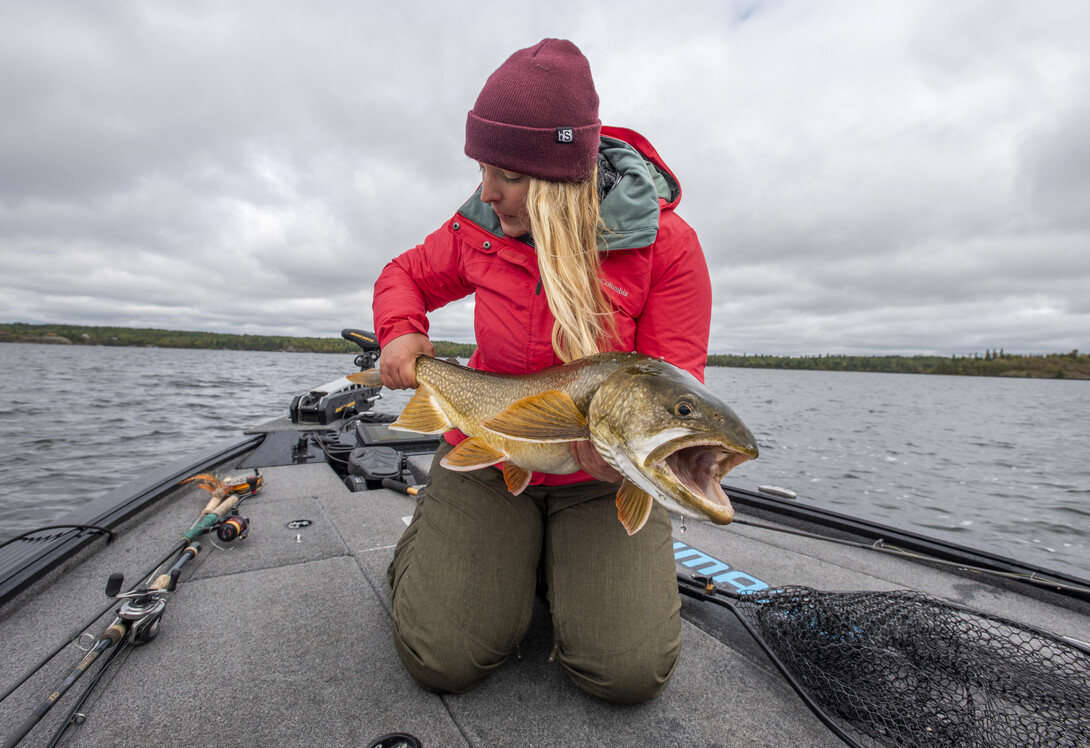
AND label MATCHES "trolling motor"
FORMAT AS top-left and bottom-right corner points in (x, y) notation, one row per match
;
(342, 328), (381, 371)
(289, 329), (383, 425)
